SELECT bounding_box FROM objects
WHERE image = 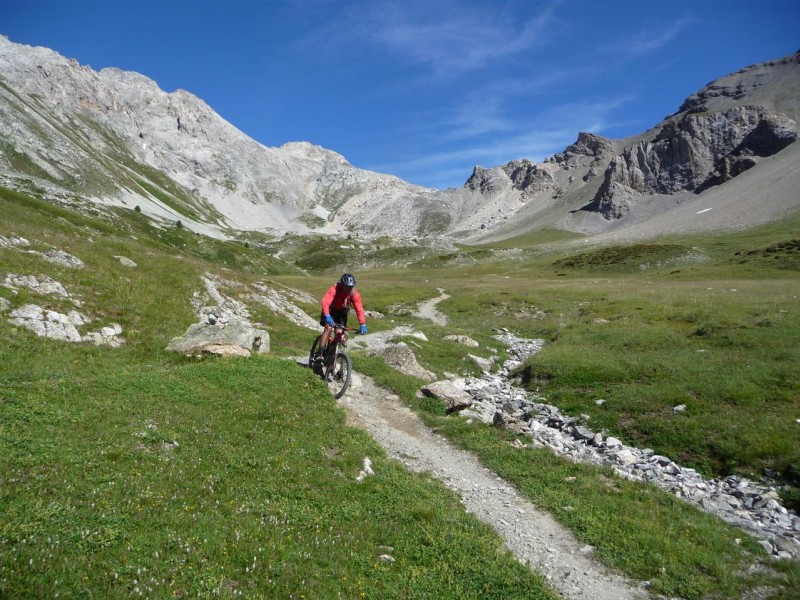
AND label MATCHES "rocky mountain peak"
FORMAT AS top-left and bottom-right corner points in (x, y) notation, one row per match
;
(679, 50), (800, 118)
(562, 132), (617, 160)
